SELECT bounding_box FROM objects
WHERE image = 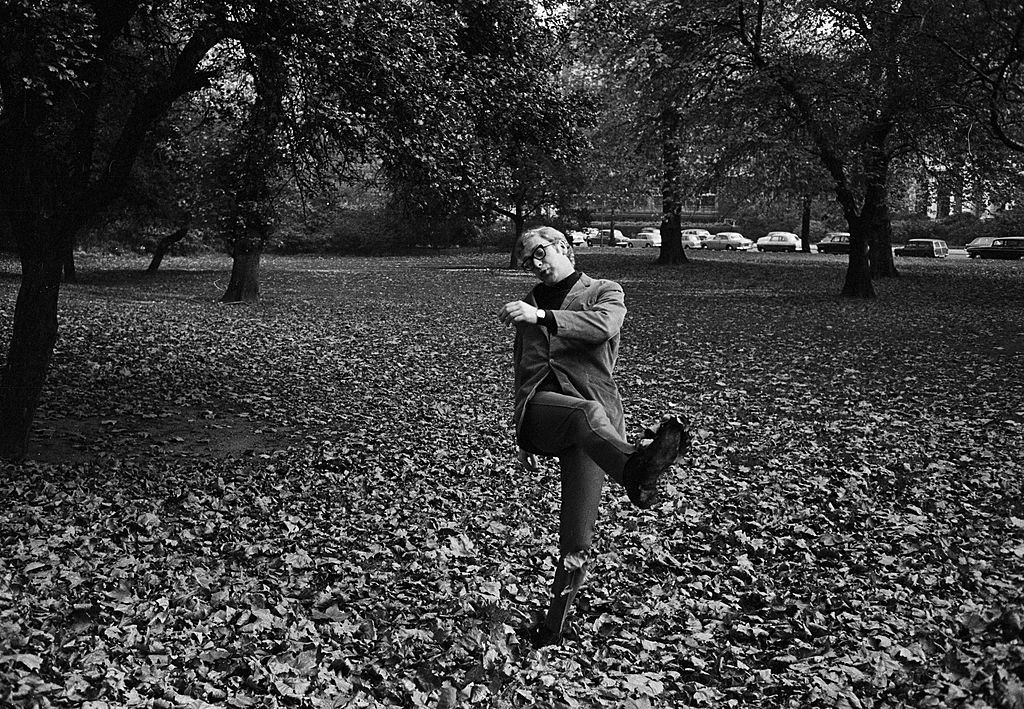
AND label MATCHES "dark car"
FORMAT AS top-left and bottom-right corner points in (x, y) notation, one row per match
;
(965, 236), (997, 258)
(895, 238), (949, 258)
(817, 232), (851, 254)
(977, 236), (1024, 260)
